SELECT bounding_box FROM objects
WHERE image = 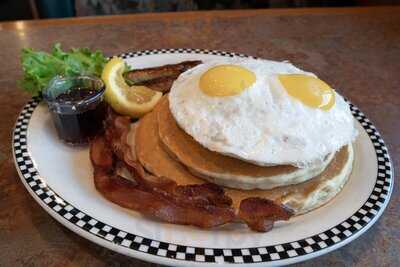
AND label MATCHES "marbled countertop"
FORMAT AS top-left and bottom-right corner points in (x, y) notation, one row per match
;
(0, 7), (399, 267)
